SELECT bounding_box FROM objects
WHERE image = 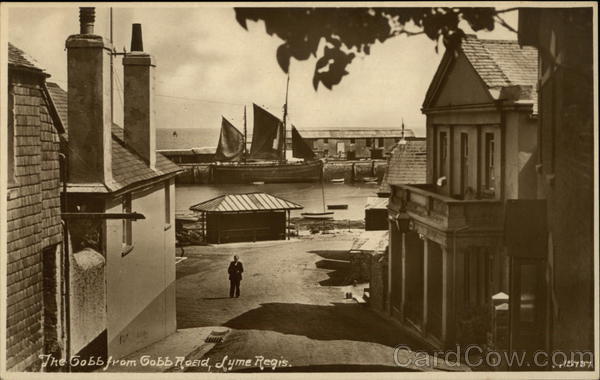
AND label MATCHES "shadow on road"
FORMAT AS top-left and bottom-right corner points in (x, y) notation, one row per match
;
(223, 302), (427, 349)
(314, 259), (352, 286)
(310, 250), (353, 286)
